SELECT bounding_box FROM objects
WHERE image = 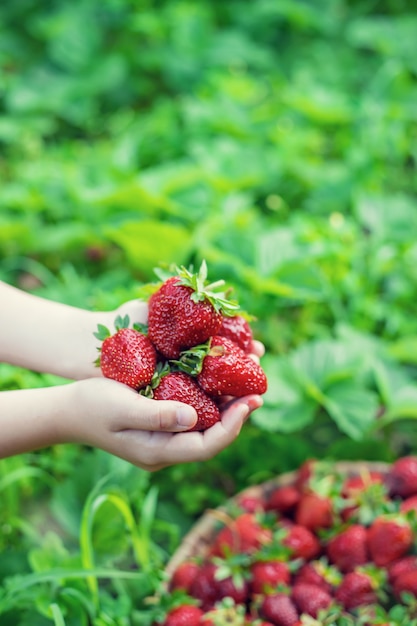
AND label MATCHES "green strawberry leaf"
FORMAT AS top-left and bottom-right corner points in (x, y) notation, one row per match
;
(378, 385), (417, 427)
(93, 324), (111, 341)
(133, 322), (148, 335)
(251, 400), (317, 433)
(114, 315), (130, 330)
(323, 381), (379, 440)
